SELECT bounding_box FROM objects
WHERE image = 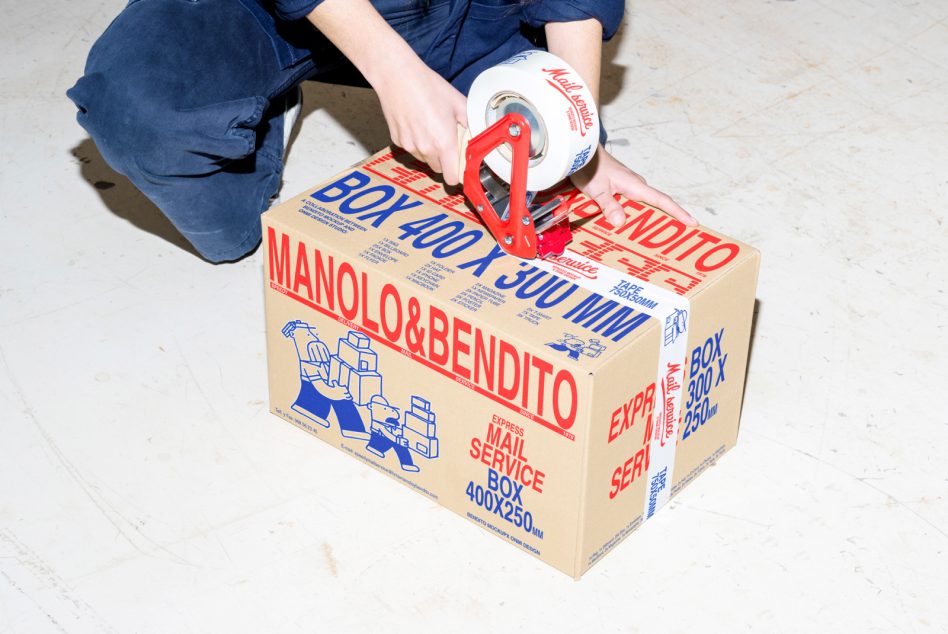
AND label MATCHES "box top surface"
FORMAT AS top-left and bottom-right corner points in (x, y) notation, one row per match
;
(264, 148), (758, 372)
